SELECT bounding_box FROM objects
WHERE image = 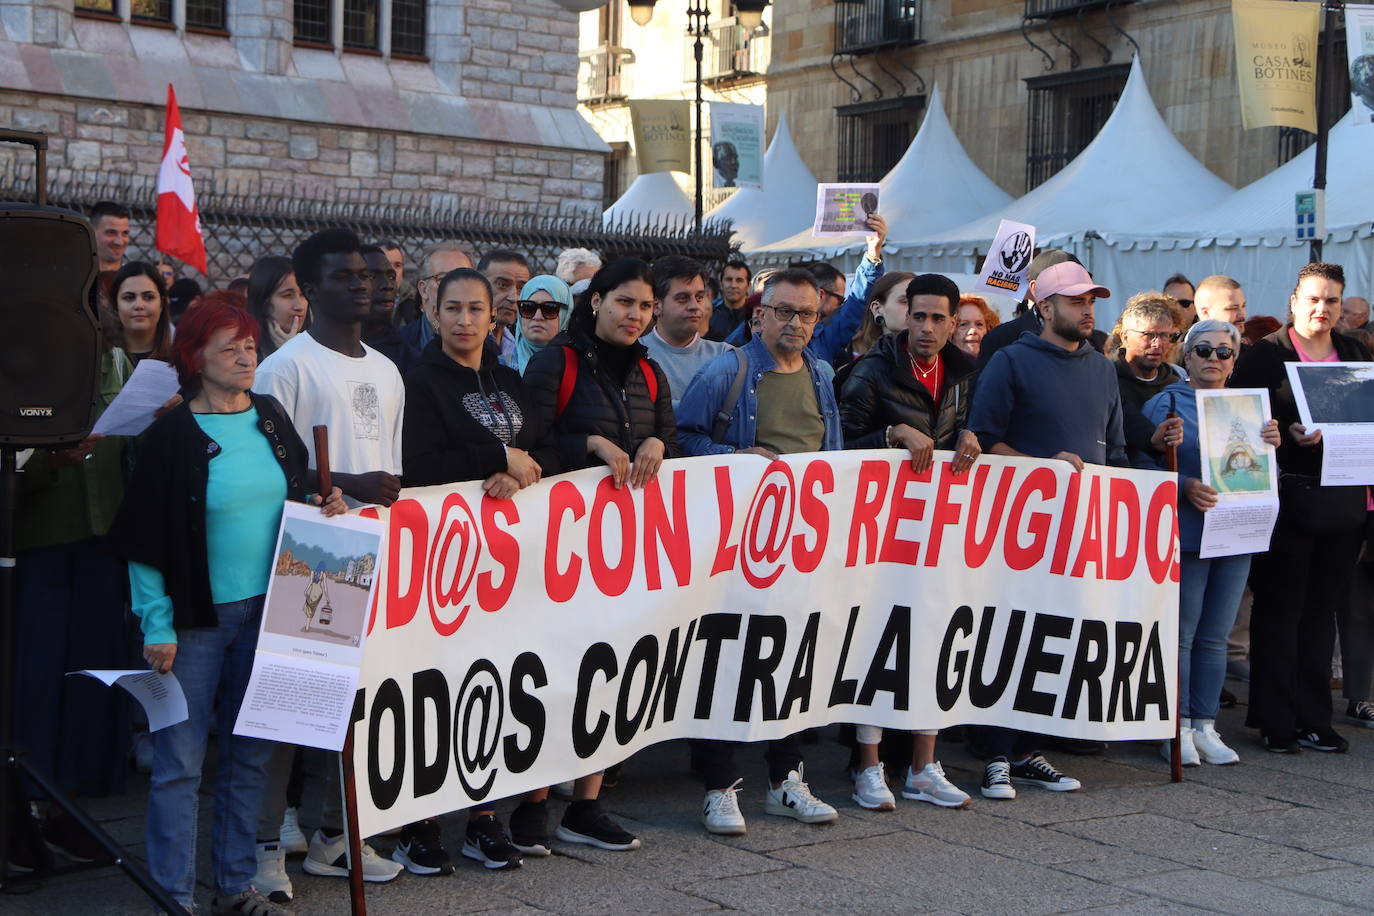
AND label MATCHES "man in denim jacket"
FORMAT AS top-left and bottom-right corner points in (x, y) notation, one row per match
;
(673, 267), (842, 837)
